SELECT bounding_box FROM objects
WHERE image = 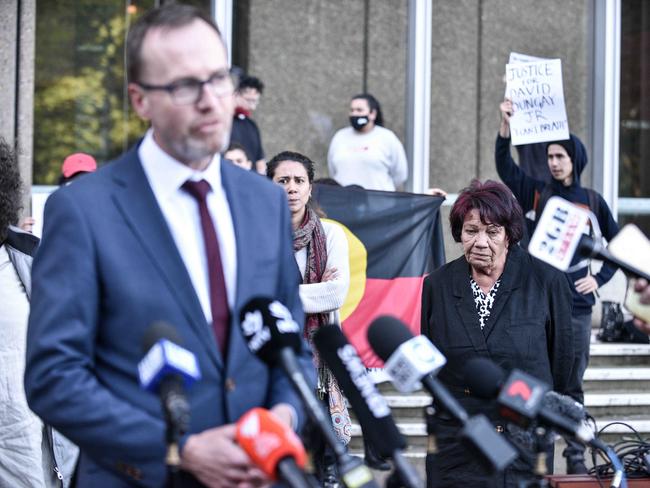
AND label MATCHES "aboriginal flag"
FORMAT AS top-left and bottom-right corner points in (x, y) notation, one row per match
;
(312, 184), (445, 367)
